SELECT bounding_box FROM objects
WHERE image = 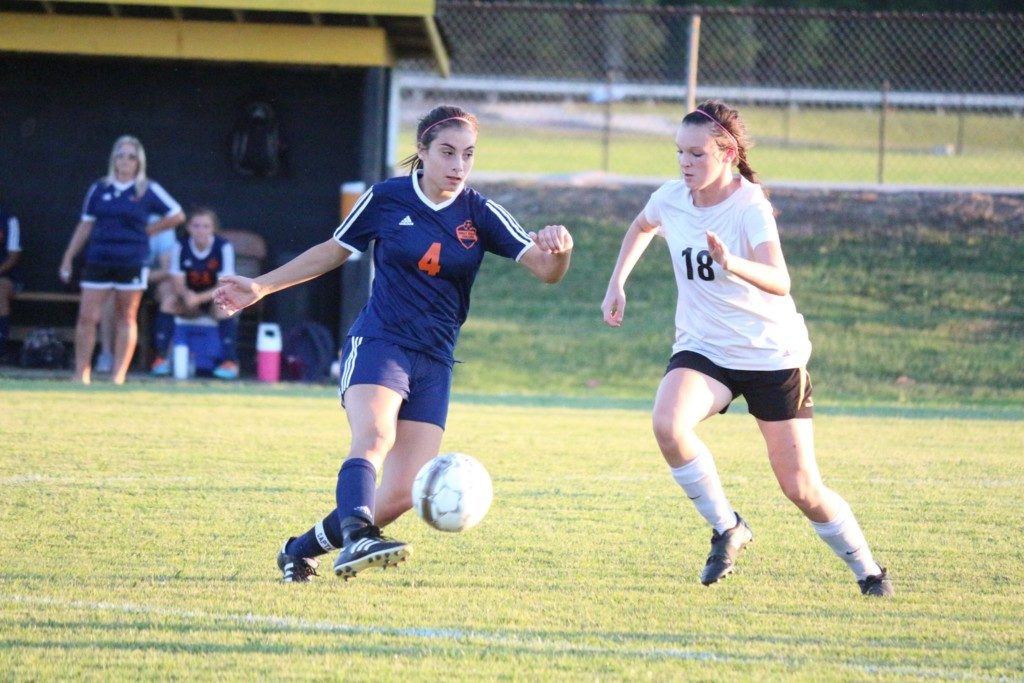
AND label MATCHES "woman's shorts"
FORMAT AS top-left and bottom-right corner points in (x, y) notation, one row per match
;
(338, 335), (453, 429)
(80, 264), (149, 291)
(666, 350), (813, 421)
